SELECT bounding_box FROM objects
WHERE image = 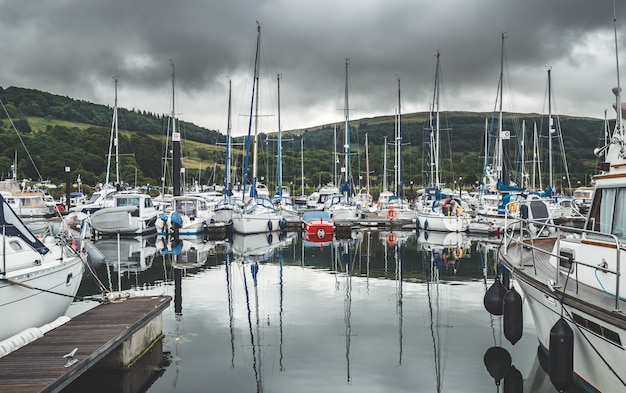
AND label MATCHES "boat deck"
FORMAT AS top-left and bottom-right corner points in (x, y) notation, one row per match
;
(0, 295), (171, 393)
(500, 237), (626, 330)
